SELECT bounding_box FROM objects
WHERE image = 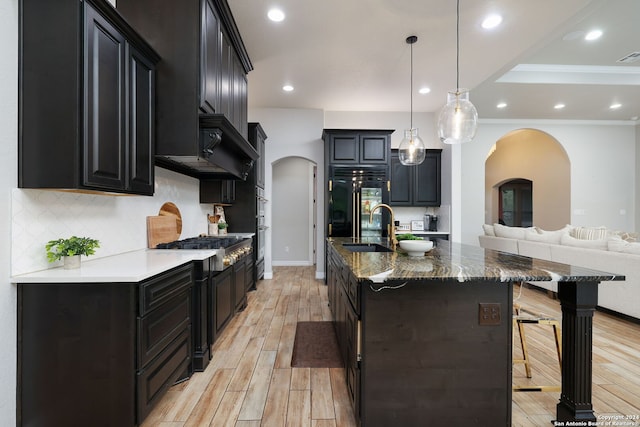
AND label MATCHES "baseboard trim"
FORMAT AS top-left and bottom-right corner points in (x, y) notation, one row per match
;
(272, 260), (313, 266)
